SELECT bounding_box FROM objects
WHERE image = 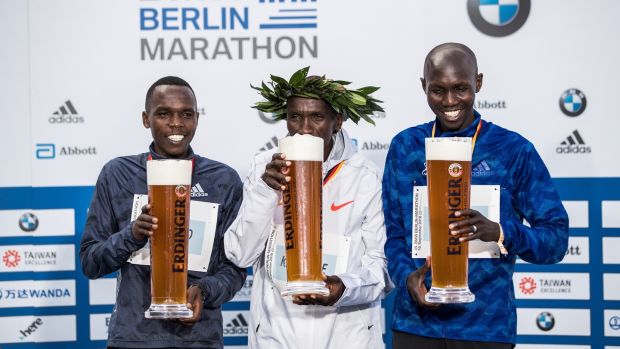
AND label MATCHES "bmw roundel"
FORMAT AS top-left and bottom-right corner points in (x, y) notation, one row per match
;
(18, 212), (39, 232)
(467, 0), (531, 37)
(536, 311), (555, 332)
(559, 88), (587, 117)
